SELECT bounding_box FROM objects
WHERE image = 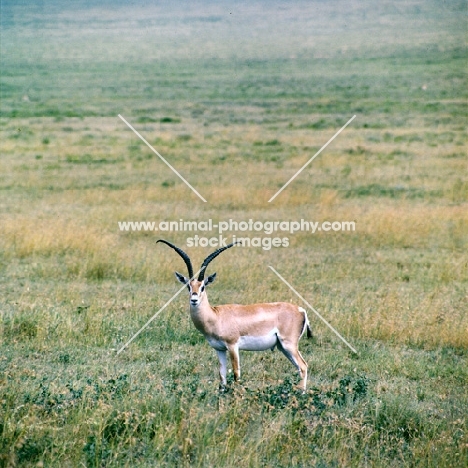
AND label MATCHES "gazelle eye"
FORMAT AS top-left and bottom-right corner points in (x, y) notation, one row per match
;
(200, 285), (205, 293)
